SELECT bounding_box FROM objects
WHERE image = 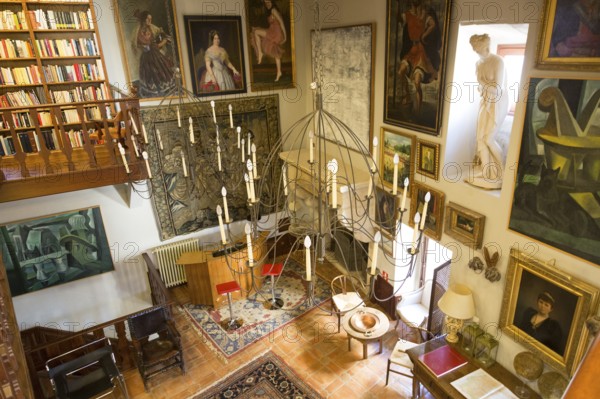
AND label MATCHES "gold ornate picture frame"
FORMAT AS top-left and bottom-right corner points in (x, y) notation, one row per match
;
(409, 182), (445, 241)
(379, 127), (415, 192)
(444, 202), (485, 249)
(536, 0), (600, 69)
(416, 139), (440, 180)
(499, 249), (599, 375)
